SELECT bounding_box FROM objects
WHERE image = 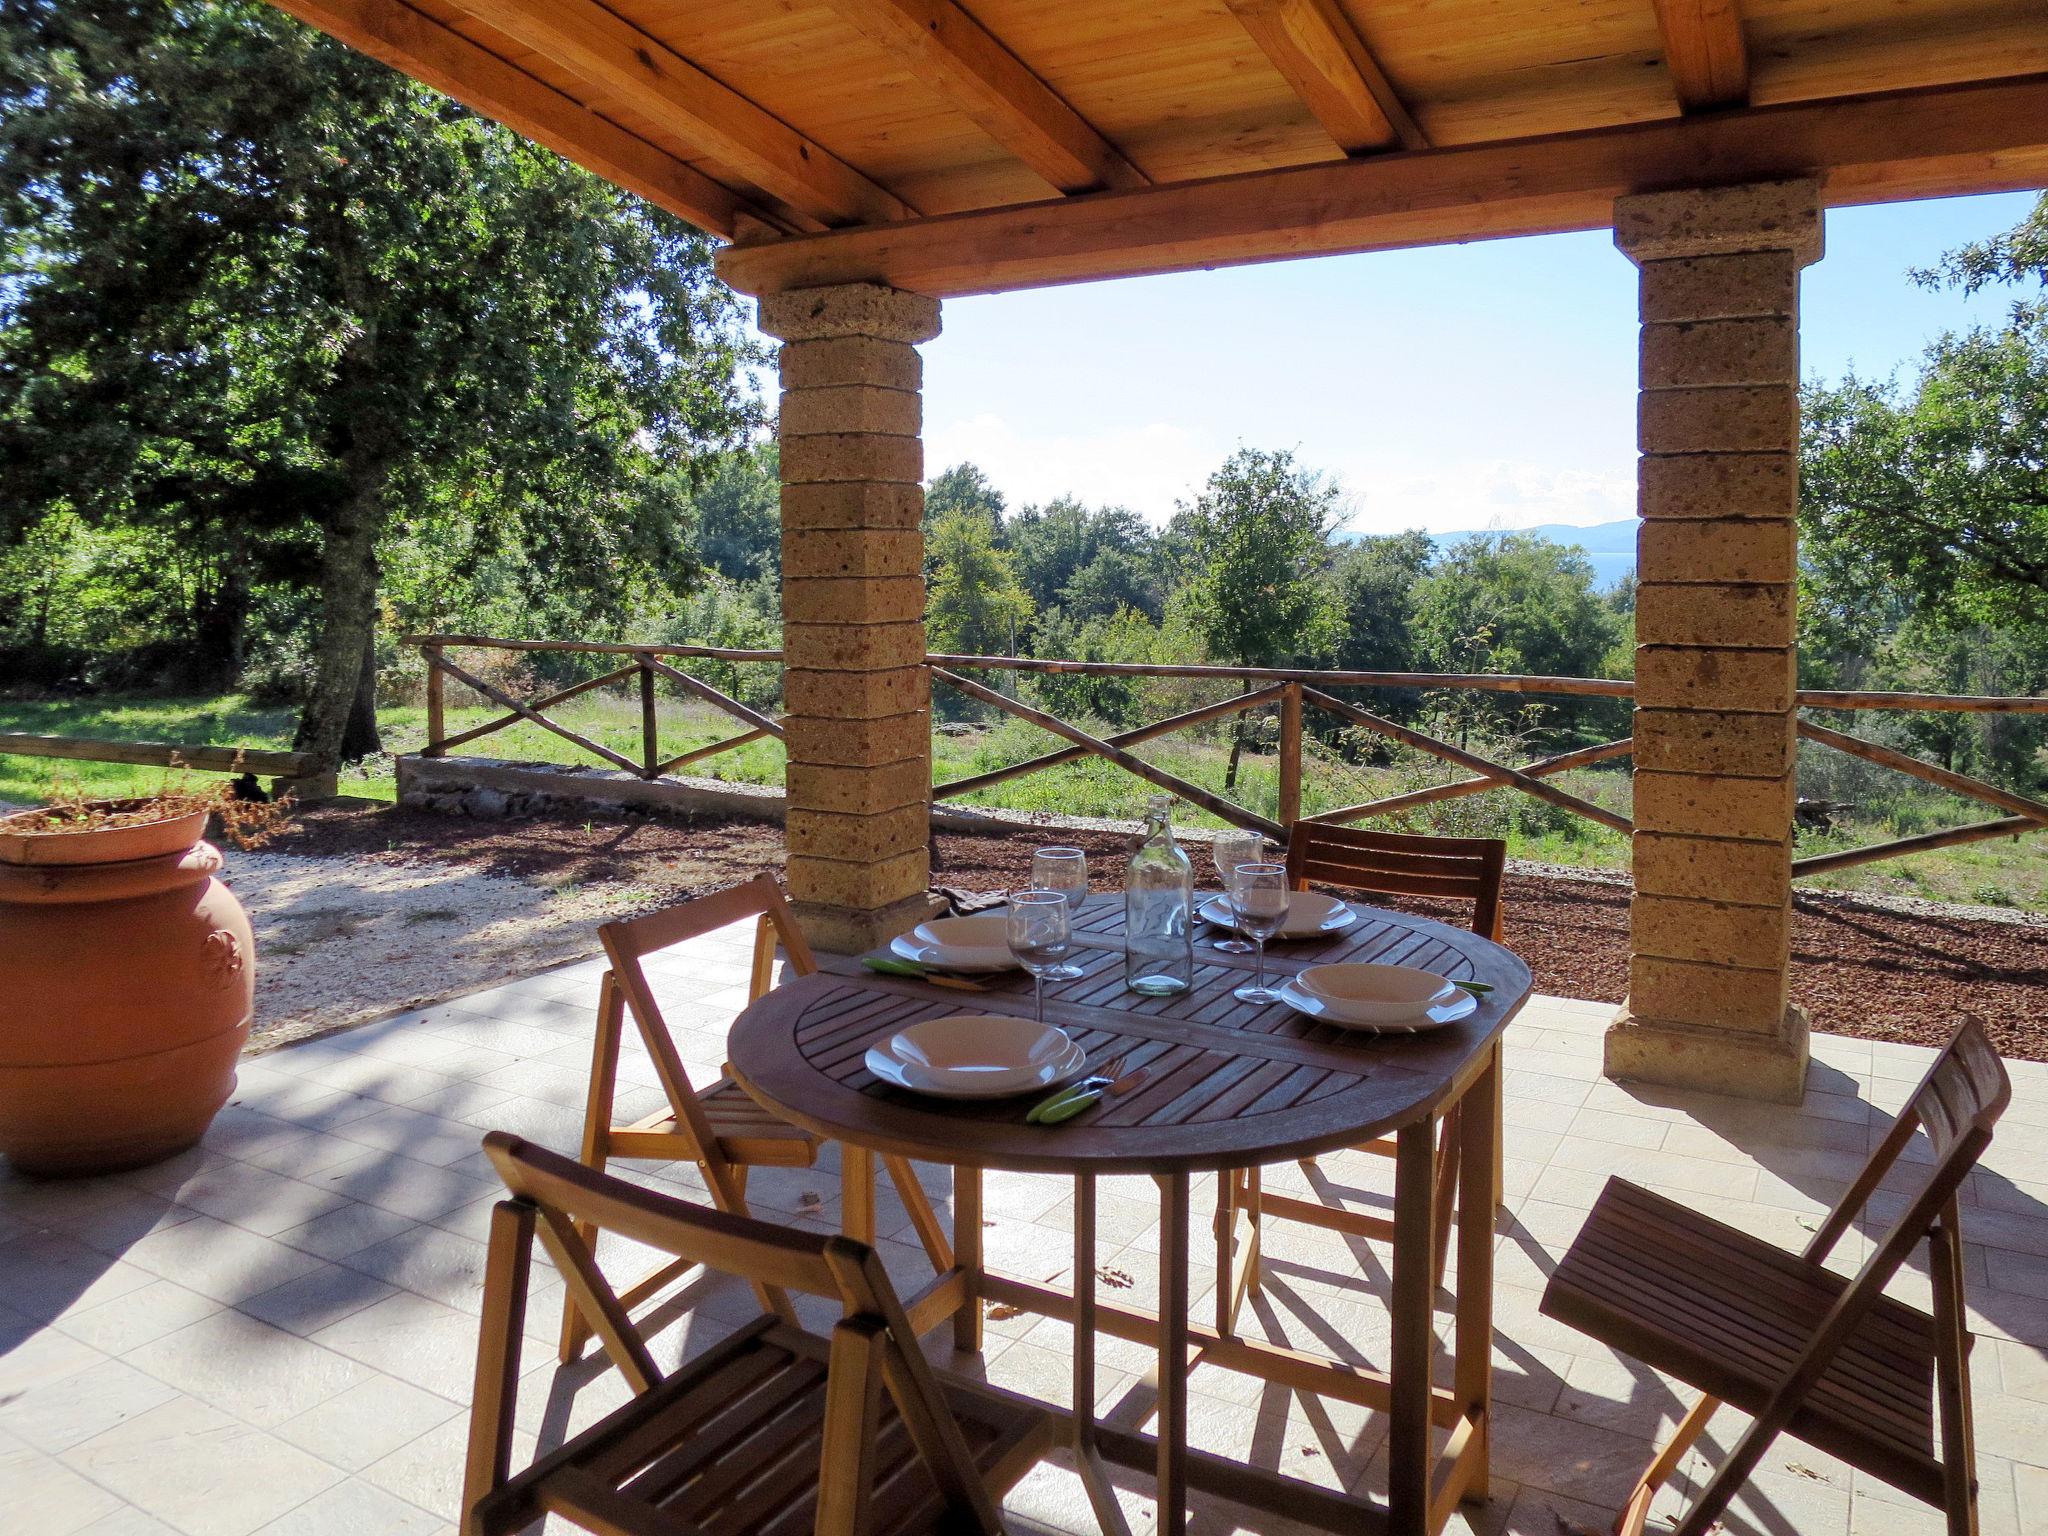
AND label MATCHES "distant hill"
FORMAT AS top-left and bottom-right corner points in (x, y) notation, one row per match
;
(1427, 518), (1637, 591)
